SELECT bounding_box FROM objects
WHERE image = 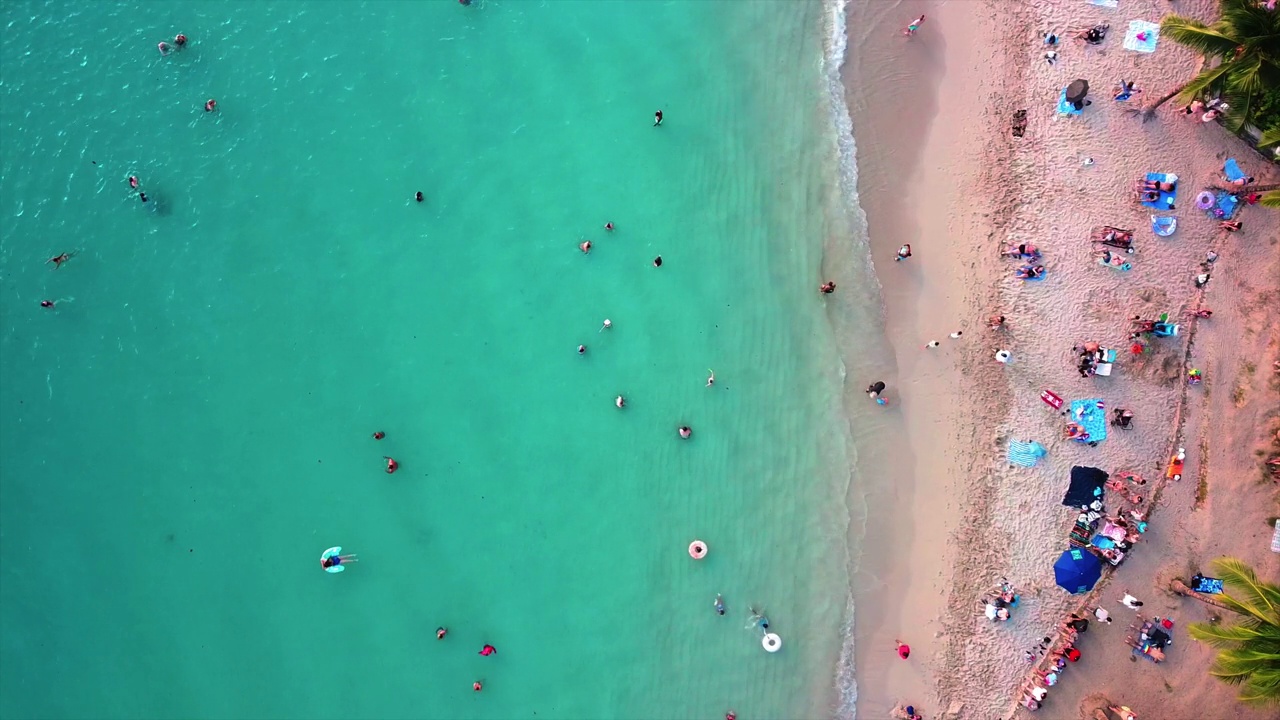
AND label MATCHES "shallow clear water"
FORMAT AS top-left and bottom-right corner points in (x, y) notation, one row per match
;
(0, 1), (861, 717)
